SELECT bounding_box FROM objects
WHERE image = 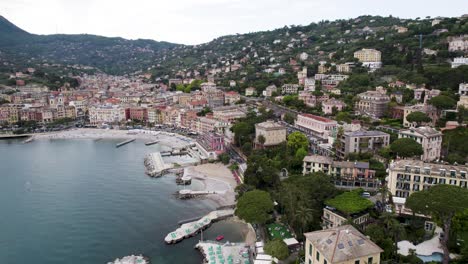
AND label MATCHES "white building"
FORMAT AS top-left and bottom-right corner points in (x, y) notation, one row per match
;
(304, 78), (316, 92)
(89, 105), (126, 125)
(398, 127), (442, 162)
(295, 114), (337, 139)
(451, 57), (468, 68)
(459, 83), (468, 96)
(282, 84), (300, 94)
(448, 35), (468, 52)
